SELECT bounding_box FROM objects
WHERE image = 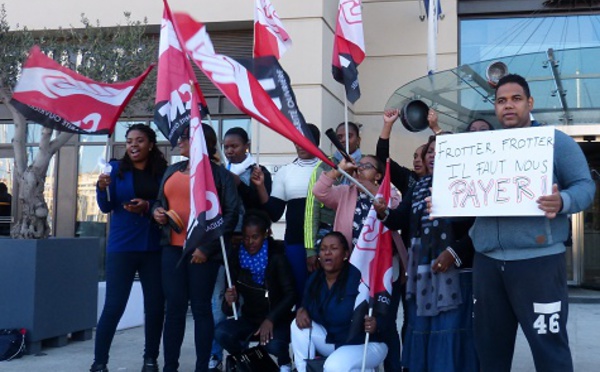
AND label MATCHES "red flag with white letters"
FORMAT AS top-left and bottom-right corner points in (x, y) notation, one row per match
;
(347, 160), (393, 341)
(184, 90), (224, 257)
(10, 45), (152, 135)
(254, 0), (292, 59)
(332, 0), (366, 104)
(172, 12), (334, 168)
(155, 0), (210, 147)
